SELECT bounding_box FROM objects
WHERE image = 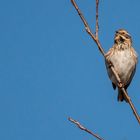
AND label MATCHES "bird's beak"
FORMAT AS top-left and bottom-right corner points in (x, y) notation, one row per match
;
(126, 33), (131, 38)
